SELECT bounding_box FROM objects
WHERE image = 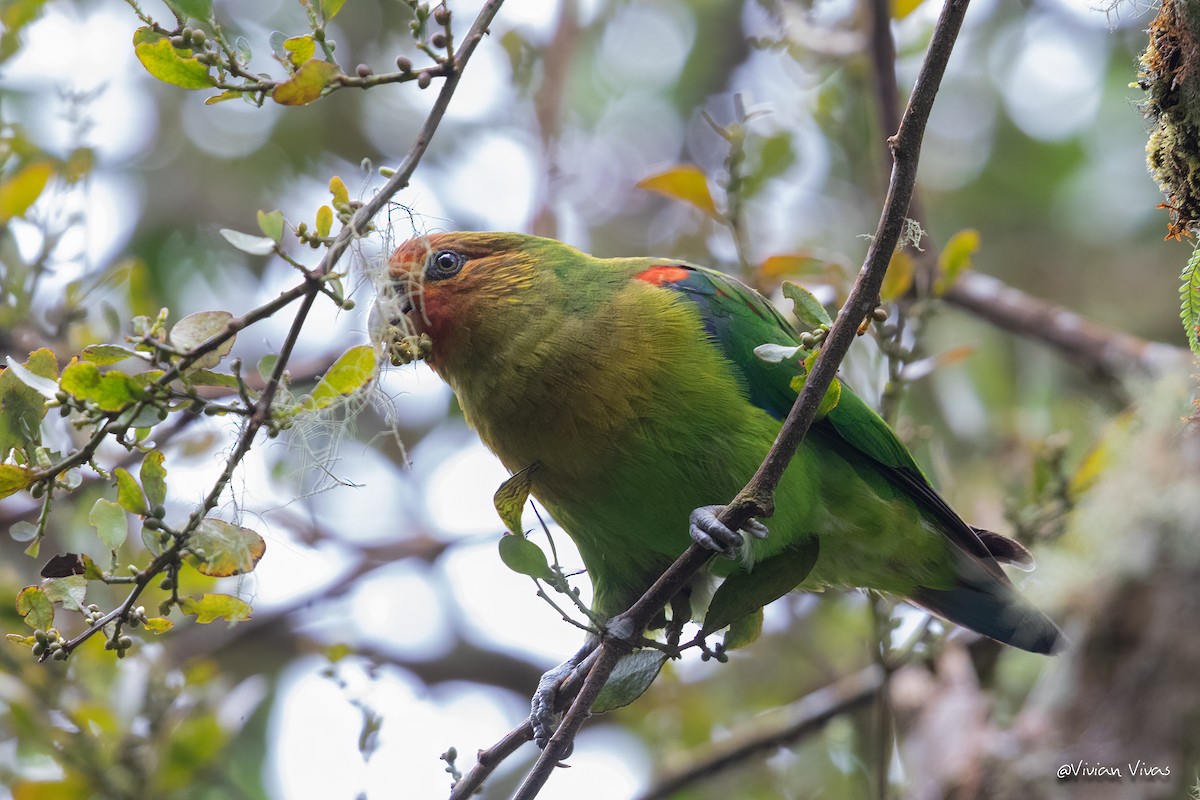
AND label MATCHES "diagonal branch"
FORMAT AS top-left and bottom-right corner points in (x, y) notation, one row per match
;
(864, 0), (1189, 382)
(942, 272), (1192, 380)
(633, 664), (887, 800)
(506, 1), (974, 797)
